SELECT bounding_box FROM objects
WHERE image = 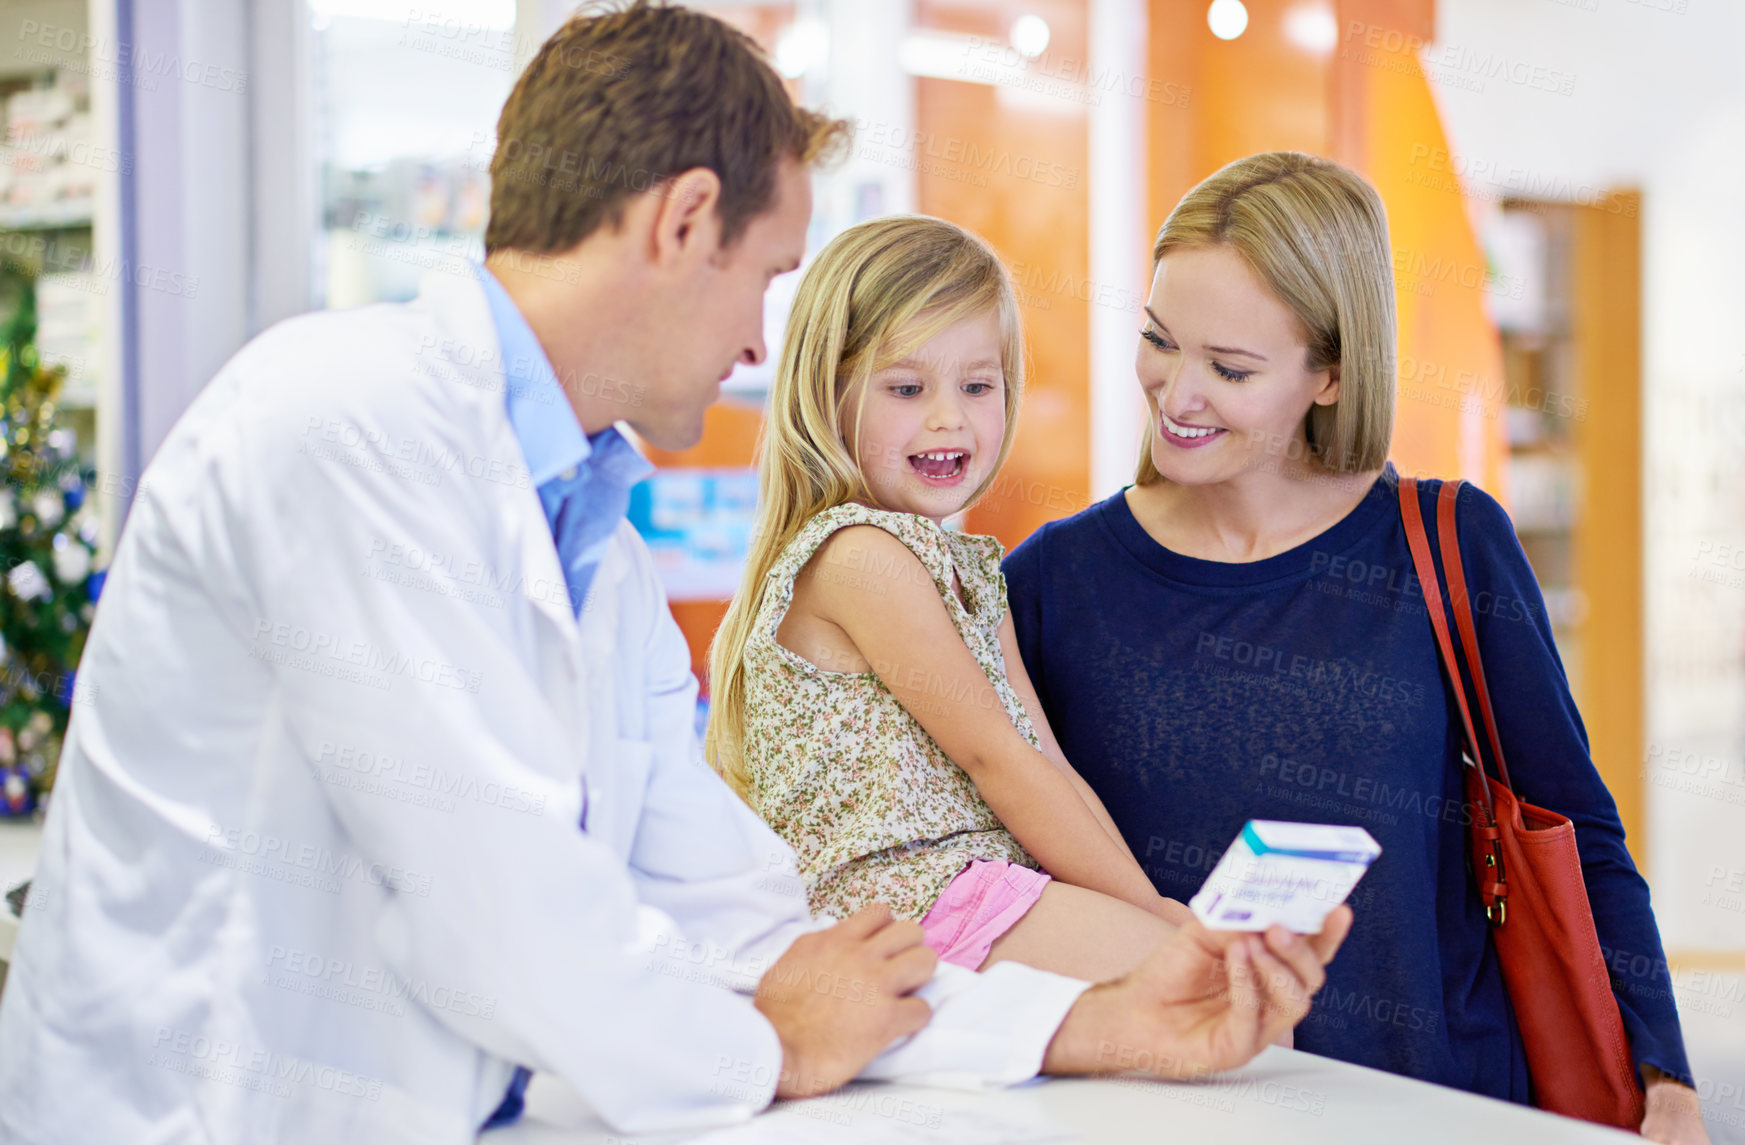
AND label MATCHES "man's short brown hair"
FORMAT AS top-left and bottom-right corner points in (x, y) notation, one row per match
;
(485, 1), (848, 255)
